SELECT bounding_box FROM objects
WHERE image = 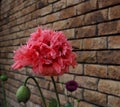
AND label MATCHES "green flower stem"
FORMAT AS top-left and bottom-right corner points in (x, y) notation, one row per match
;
(24, 76), (47, 107)
(2, 81), (7, 107)
(51, 76), (61, 107)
